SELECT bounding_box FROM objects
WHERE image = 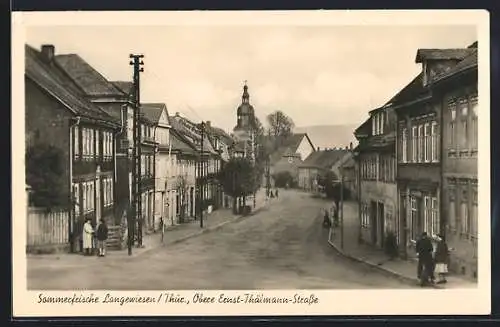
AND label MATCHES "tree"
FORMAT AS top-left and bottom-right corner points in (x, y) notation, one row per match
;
(26, 143), (68, 210)
(266, 110), (295, 147)
(175, 174), (189, 223)
(217, 157), (258, 214)
(272, 171), (296, 188)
